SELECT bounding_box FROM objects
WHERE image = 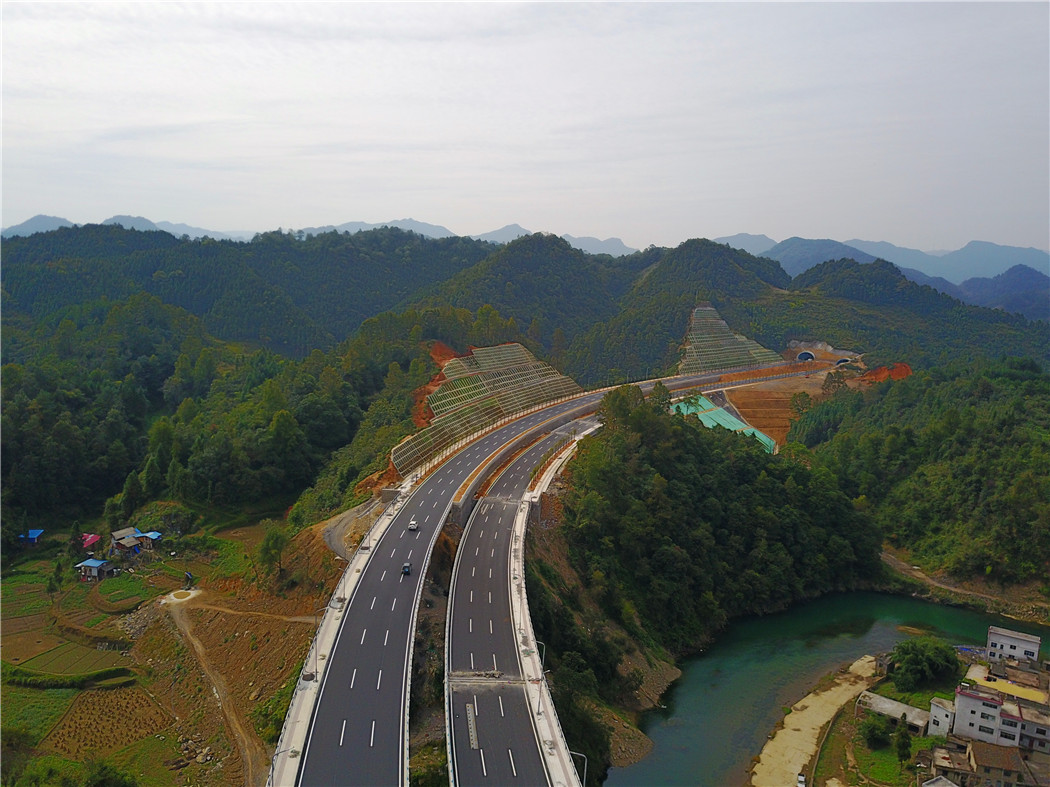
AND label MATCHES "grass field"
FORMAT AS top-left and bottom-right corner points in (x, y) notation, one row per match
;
(20, 641), (127, 676)
(1, 613), (48, 635)
(0, 686), (78, 743)
(99, 572), (151, 603)
(1, 630), (67, 664)
(8, 752), (83, 785)
(2, 585), (51, 617)
(111, 728), (184, 785)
